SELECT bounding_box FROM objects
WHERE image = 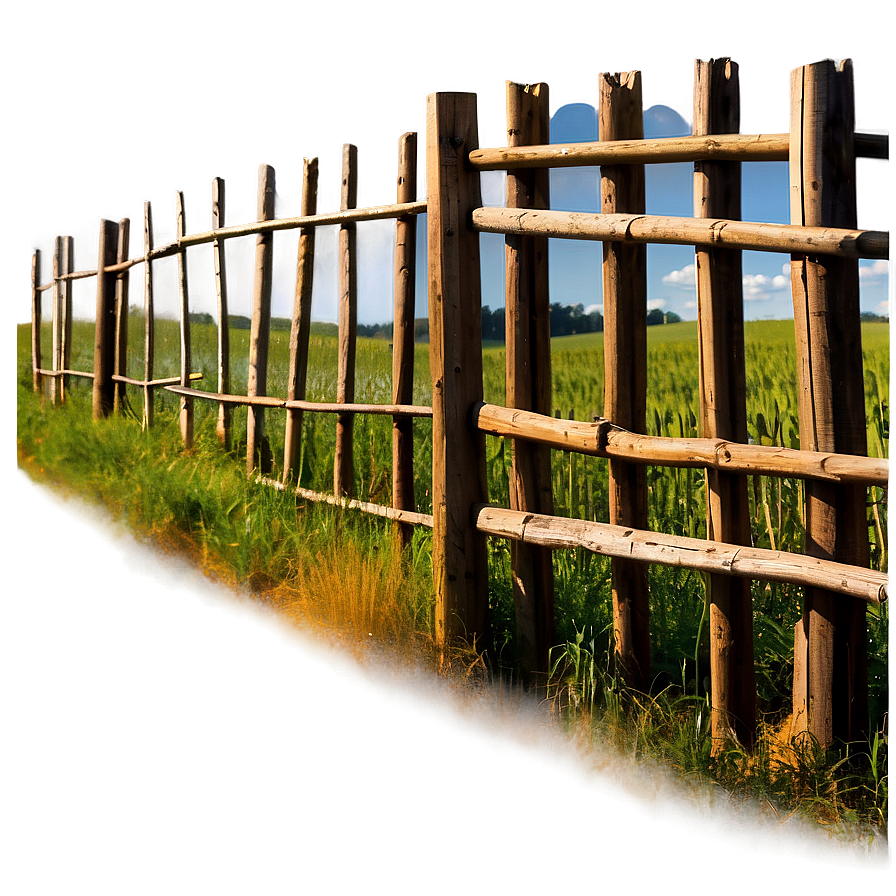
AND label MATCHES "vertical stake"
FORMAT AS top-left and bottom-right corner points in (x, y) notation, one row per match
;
(176, 192), (194, 448)
(143, 201), (155, 429)
(212, 178), (231, 449)
(93, 220), (120, 420)
(31, 249), (42, 394)
(113, 219), (130, 414)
